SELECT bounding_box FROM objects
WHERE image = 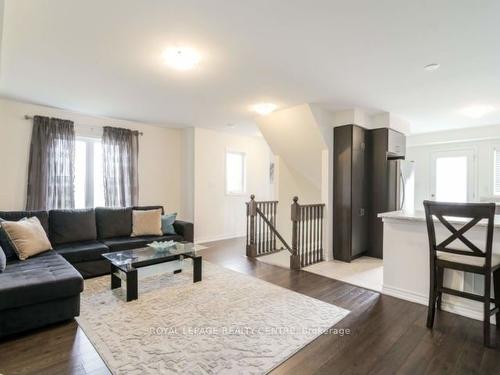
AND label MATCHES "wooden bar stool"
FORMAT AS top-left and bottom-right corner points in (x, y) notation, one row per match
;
(423, 200), (500, 347)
